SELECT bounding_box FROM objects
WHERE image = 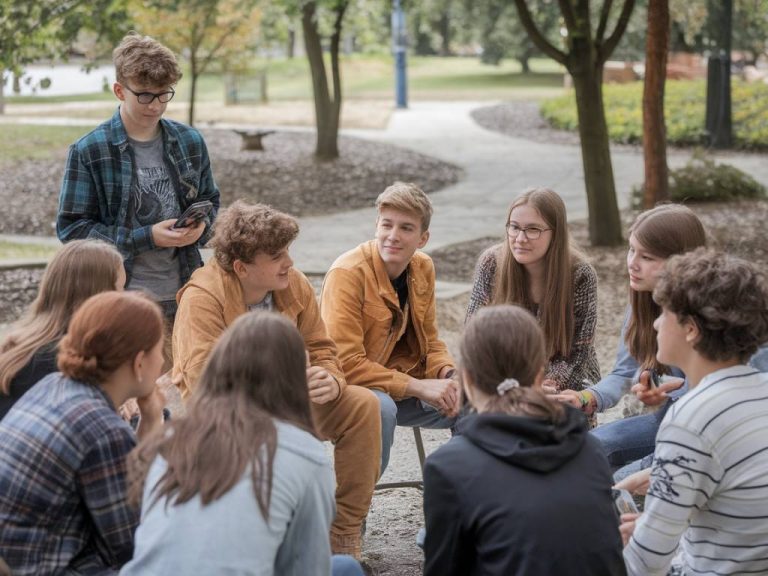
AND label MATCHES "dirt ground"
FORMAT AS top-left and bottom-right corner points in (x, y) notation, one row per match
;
(4, 200), (765, 575)
(0, 131), (460, 237)
(361, 199), (768, 575)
